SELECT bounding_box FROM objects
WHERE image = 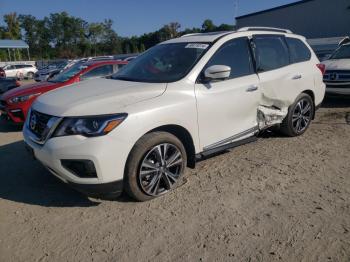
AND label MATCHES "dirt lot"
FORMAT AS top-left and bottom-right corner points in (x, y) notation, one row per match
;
(0, 96), (349, 262)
